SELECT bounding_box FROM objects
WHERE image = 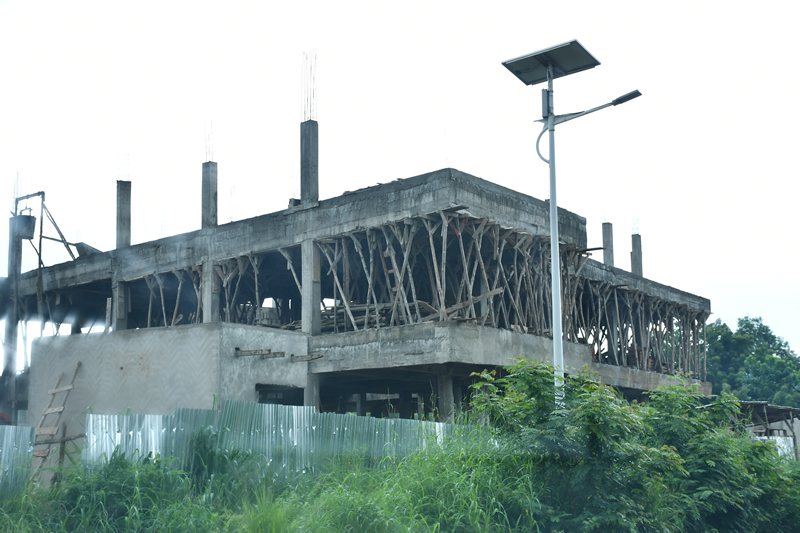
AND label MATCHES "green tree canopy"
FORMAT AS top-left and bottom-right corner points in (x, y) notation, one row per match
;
(705, 316), (800, 407)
